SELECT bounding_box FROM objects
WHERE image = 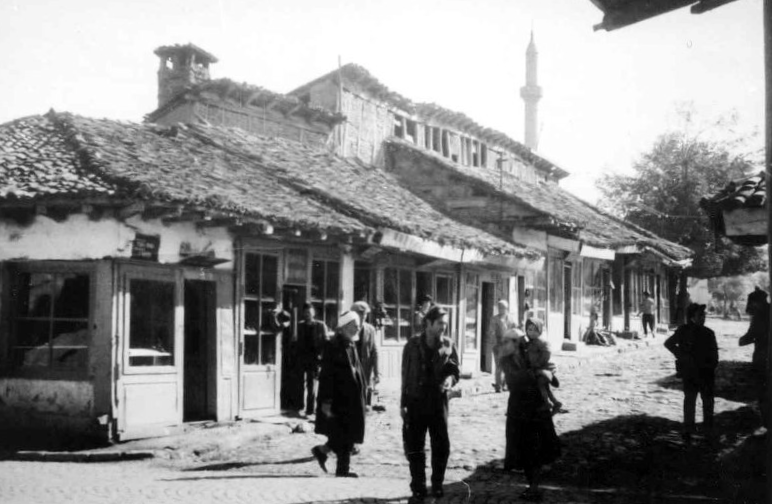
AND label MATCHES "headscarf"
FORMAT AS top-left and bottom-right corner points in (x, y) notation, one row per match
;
(525, 318), (543, 336)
